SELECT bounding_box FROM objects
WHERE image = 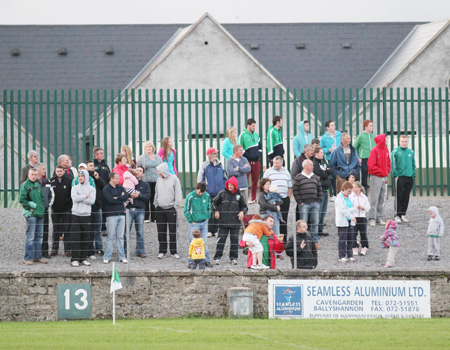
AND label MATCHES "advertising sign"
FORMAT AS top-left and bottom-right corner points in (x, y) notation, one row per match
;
(268, 280), (430, 319)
